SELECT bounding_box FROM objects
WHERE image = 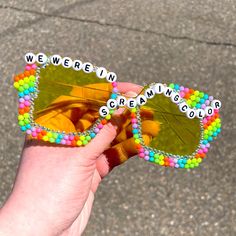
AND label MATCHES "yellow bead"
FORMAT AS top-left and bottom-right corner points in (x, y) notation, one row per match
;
(14, 82), (19, 88)
(43, 136), (49, 141)
(77, 140), (82, 146)
(80, 136), (85, 141)
(105, 114), (111, 120)
(19, 80), (24, 85)
(18, 115), (24, 120)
